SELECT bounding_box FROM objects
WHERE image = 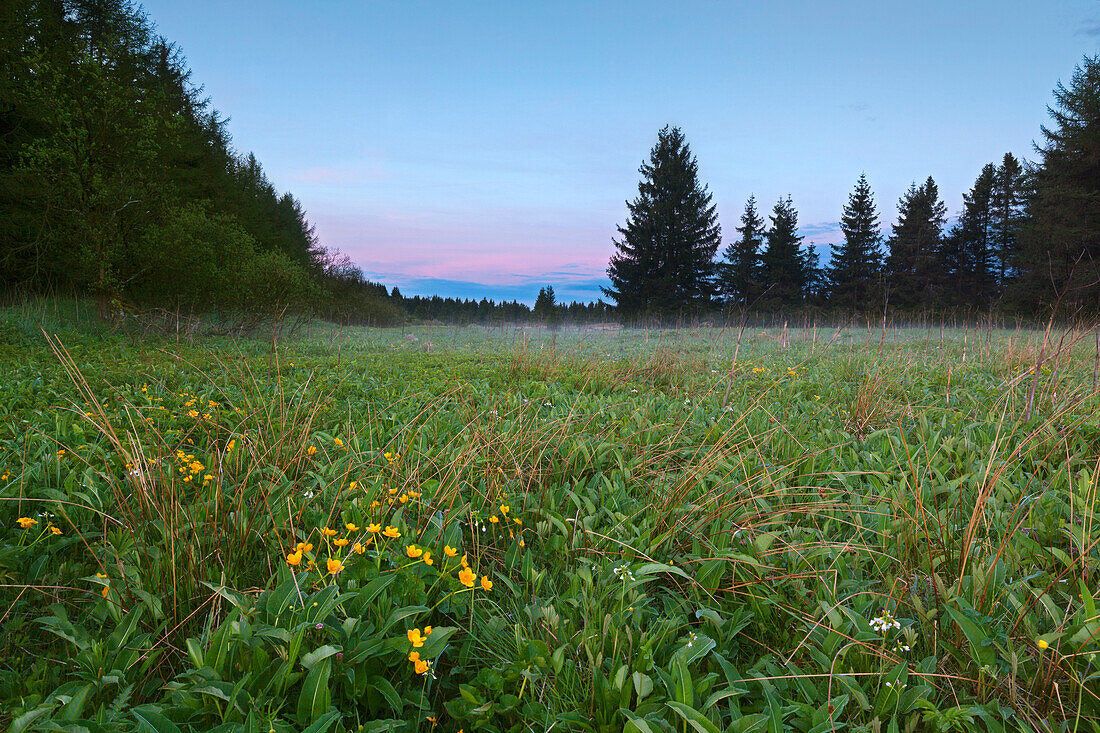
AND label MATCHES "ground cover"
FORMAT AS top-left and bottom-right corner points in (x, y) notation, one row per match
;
(1, 306), (1098, 732)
